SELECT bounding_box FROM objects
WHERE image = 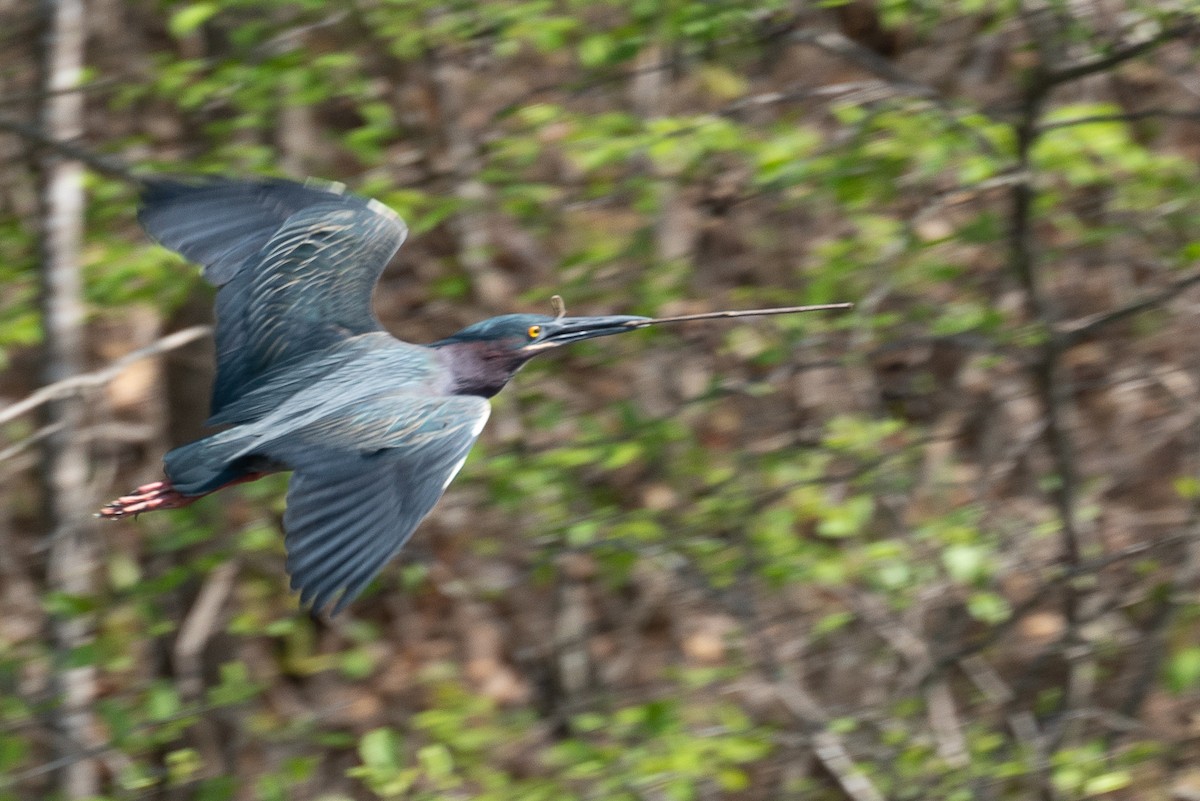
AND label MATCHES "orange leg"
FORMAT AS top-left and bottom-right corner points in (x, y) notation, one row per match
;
(97, 473), (268, 520)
